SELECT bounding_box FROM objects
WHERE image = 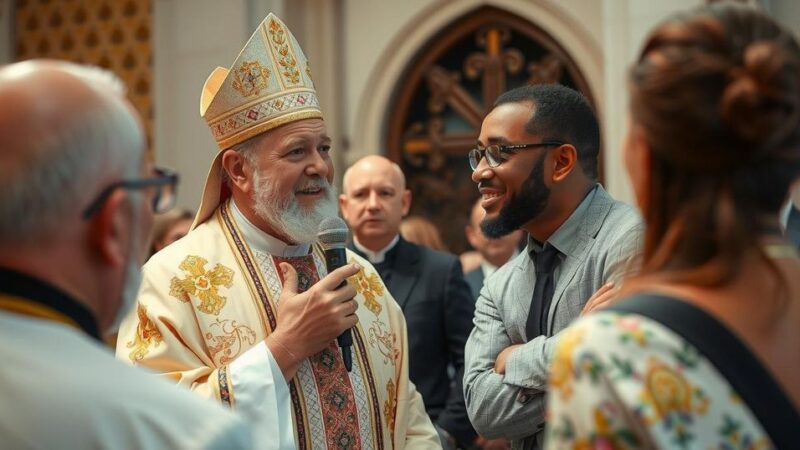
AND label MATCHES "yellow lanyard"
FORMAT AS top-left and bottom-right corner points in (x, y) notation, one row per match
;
(0, 294), (83, 331)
